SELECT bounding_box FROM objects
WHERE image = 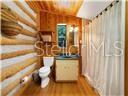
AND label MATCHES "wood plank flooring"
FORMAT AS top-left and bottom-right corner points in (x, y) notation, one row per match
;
(17, 77), (98, 96)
